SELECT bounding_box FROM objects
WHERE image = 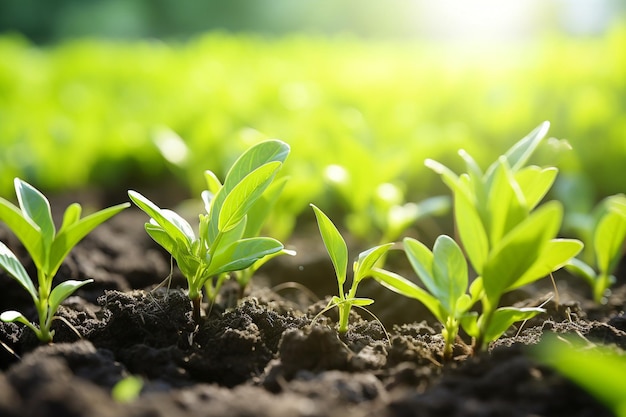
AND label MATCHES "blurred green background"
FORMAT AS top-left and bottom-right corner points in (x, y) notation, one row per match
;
(1, 0), (625, 243)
